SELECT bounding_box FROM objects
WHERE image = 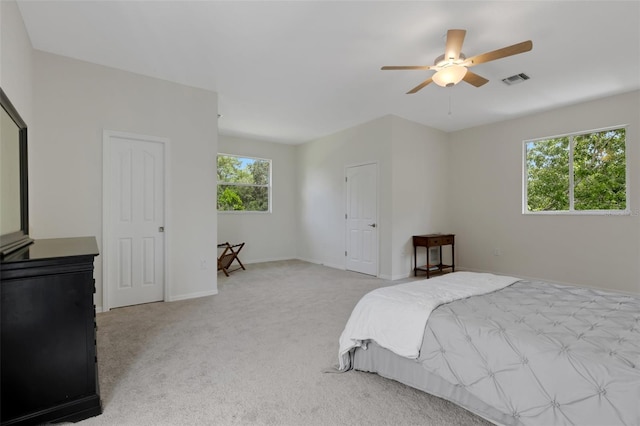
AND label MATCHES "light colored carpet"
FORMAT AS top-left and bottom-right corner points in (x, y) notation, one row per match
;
(82, 260), (491, 425)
